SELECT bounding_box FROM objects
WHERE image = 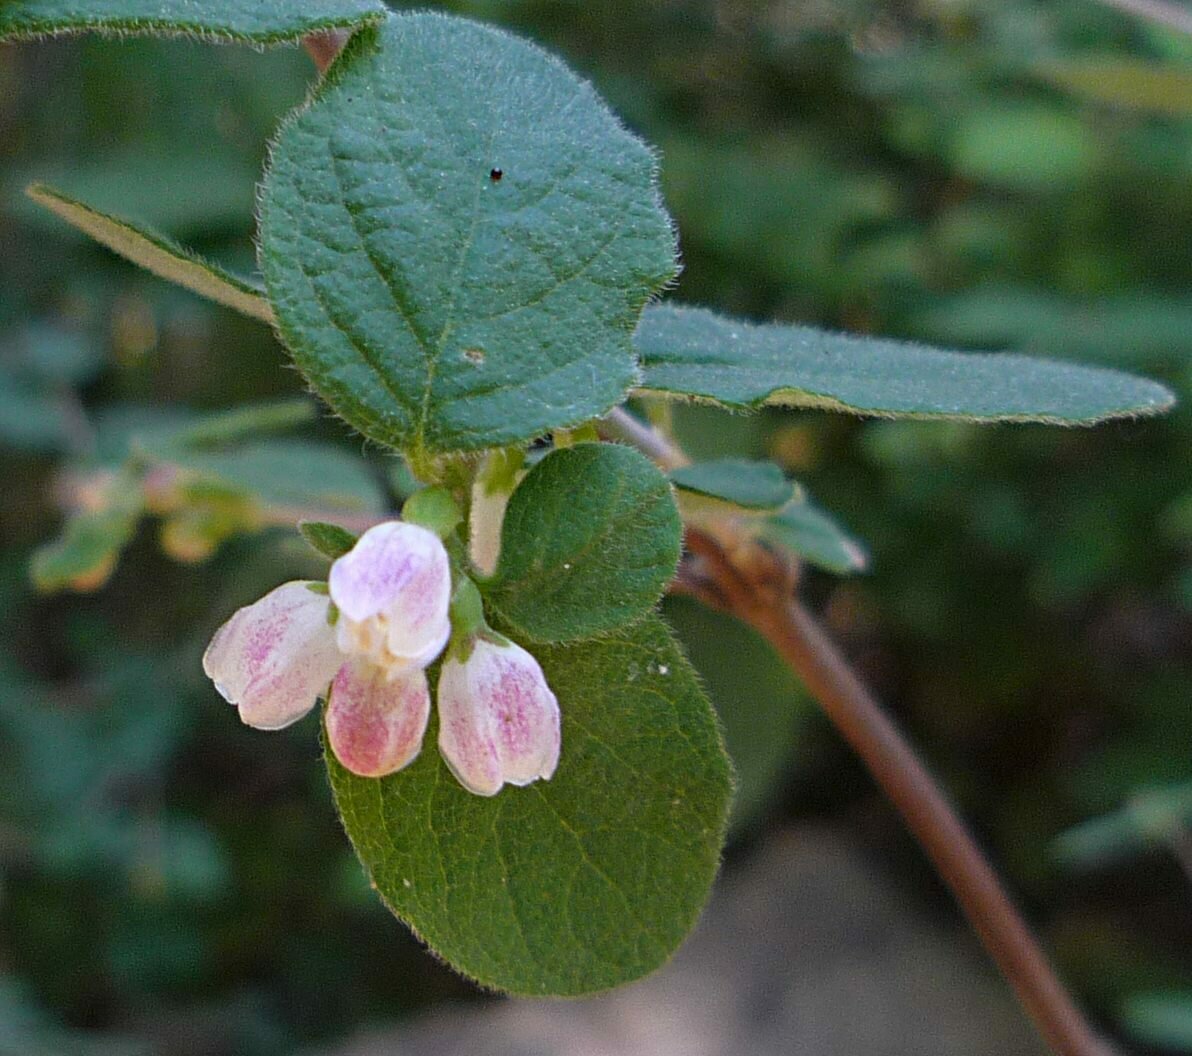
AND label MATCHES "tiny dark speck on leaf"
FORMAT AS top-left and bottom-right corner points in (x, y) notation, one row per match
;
(490, 168), (503, 182)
